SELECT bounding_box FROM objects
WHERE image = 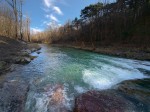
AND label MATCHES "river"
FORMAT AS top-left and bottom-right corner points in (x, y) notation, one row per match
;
(0, 44), (150, 112)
